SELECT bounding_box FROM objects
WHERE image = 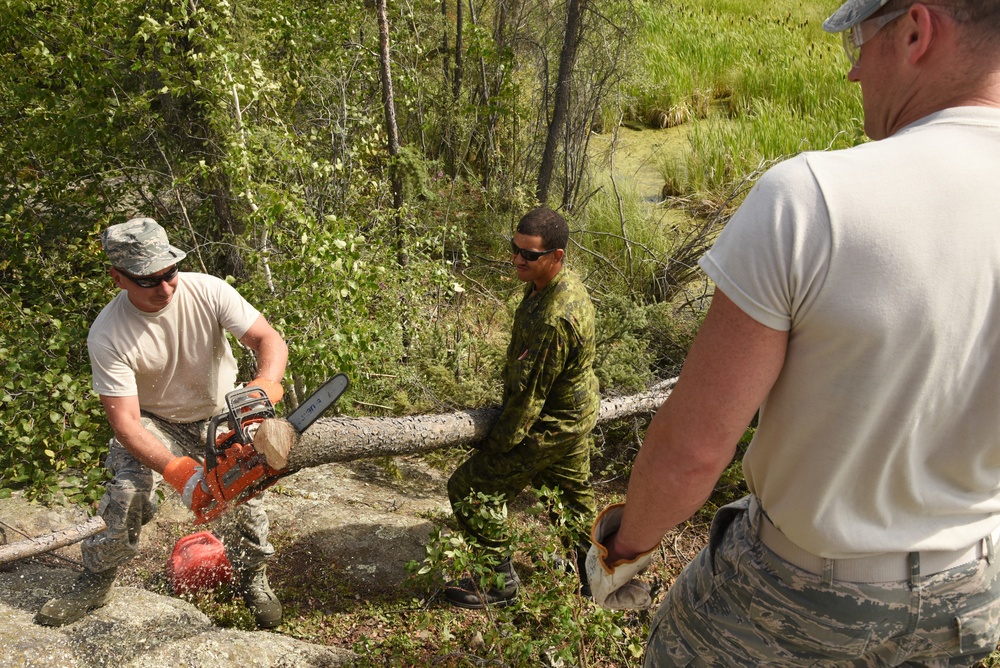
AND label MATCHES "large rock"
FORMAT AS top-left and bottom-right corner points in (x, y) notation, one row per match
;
(0, 456), (455, 667)
(265, 457), (451, 593)
(0, 563), (354, 667)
